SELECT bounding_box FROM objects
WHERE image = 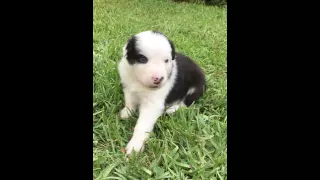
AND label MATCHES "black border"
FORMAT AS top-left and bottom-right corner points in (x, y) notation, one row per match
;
(228, 1), (318, 178)
(2, 1), (93, 179)
(2, 0), (318, 178)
